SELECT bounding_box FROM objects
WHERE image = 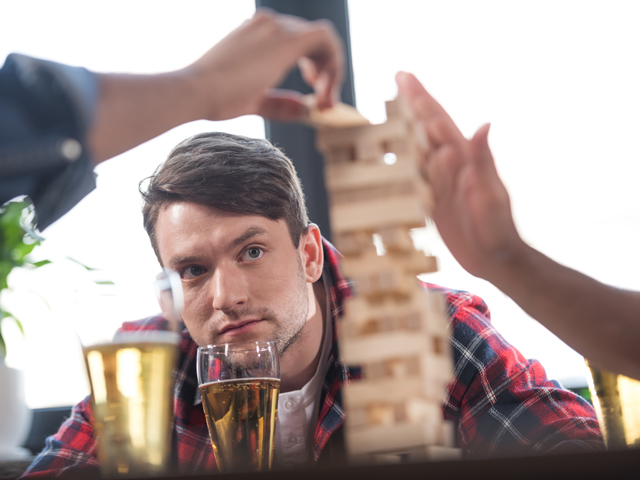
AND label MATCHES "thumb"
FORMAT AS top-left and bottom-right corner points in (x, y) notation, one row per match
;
(395, 71), (427, 100)
(470, 123), (494, 168)
(256, 89), (309, 121)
